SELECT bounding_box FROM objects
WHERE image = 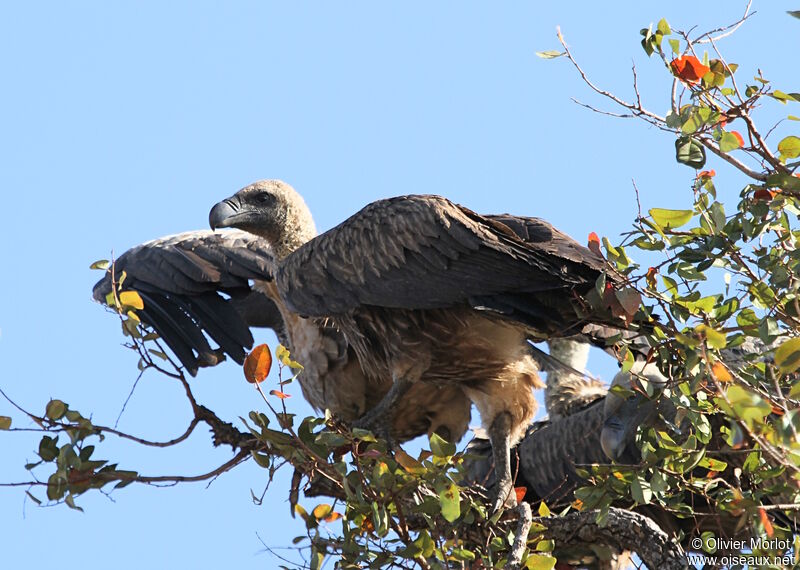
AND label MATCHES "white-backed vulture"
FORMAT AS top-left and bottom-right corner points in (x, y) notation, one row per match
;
(93, 231), (472, 444)
(208, 179), (632, 510)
